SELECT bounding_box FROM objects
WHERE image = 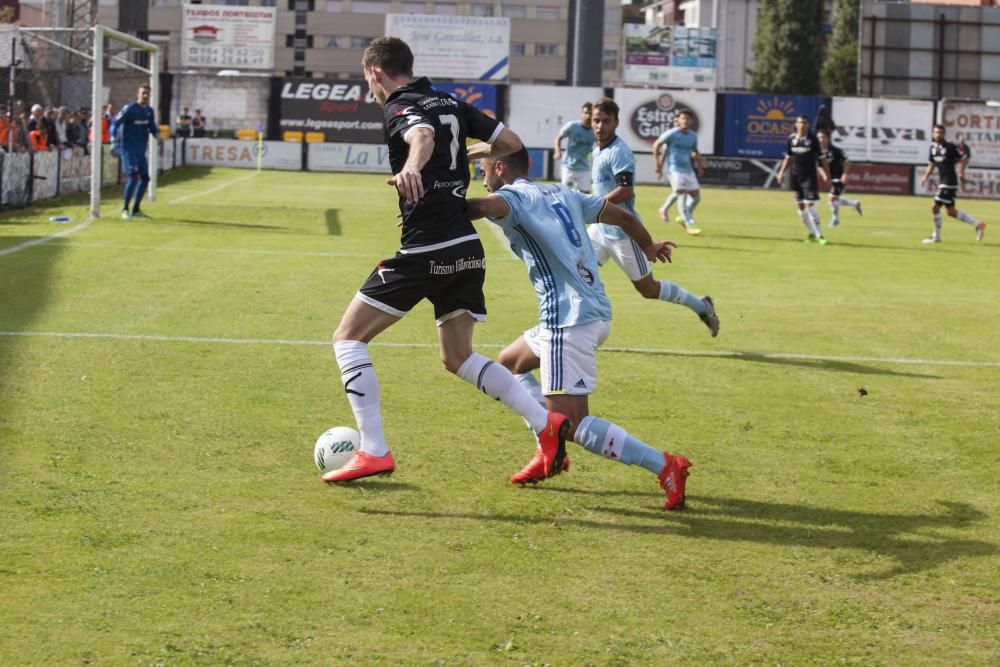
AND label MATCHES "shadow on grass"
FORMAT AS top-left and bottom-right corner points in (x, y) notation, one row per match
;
(716, 232), (972, 254)
(360, 497), (996, 579)
(326, 209), (340, 236)
(602, 348), (941, 379)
